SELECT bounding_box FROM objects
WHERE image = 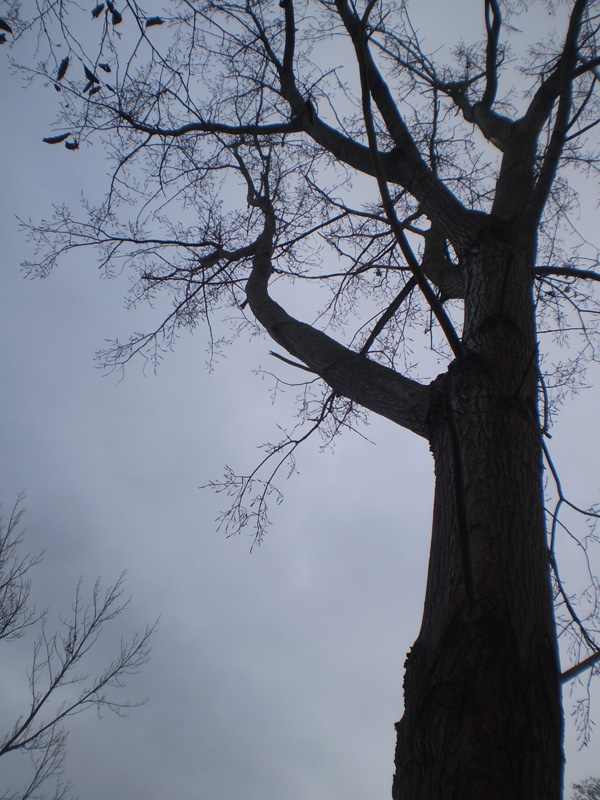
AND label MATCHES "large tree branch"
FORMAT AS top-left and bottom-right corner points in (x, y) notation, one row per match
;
(354, 5), (464, 359)
(439, 0), (513, 147)
(462, 0), (516, 150)
(334, 0), (426, 154)
(303, 120), (483, 250)
(360, 277), (417, 357)
(561, 649), (600, 684)
(327, 0), (481, 250)
(117, 111), (303, 138)
(520, 0), (588, 138)
(520, 0), (589, 227)
(118, 101), (478, 249)
(534, 266), (600, 282)
(480, 0), (501, 110)
(245, 203), (431, 439)
(116, 1), (483, 252)
(442, 80), (514, 151)
(420, 223), (465, 301)
(281, 0), (295, 74)
(371, 8), (514, 153)
(480, 0), (593, 221)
